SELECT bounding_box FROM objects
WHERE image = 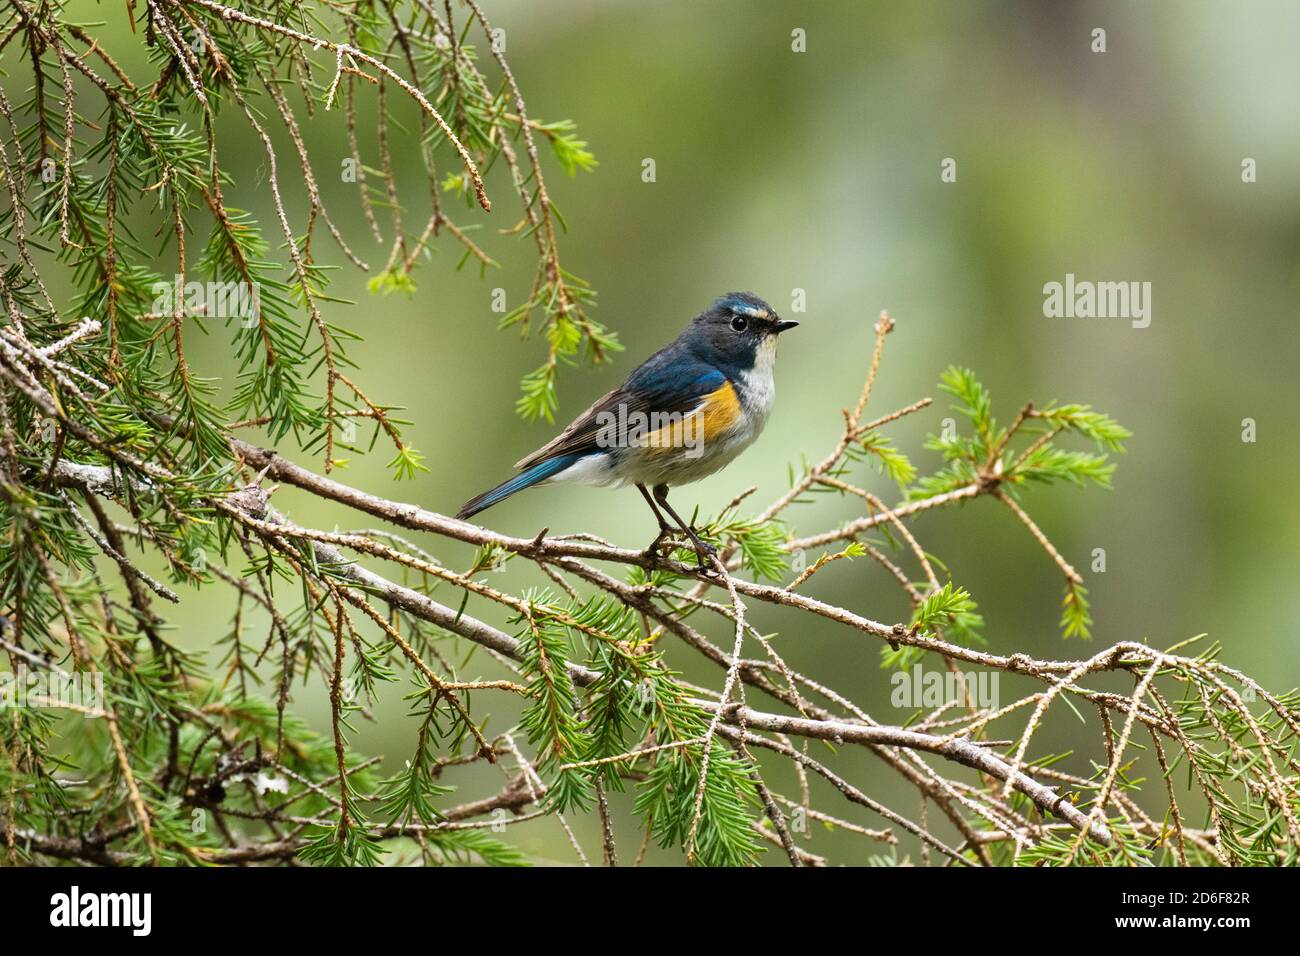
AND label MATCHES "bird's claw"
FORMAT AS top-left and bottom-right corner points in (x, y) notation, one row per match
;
(687, 534), (718, 570)
(644, 528), (717, 570)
